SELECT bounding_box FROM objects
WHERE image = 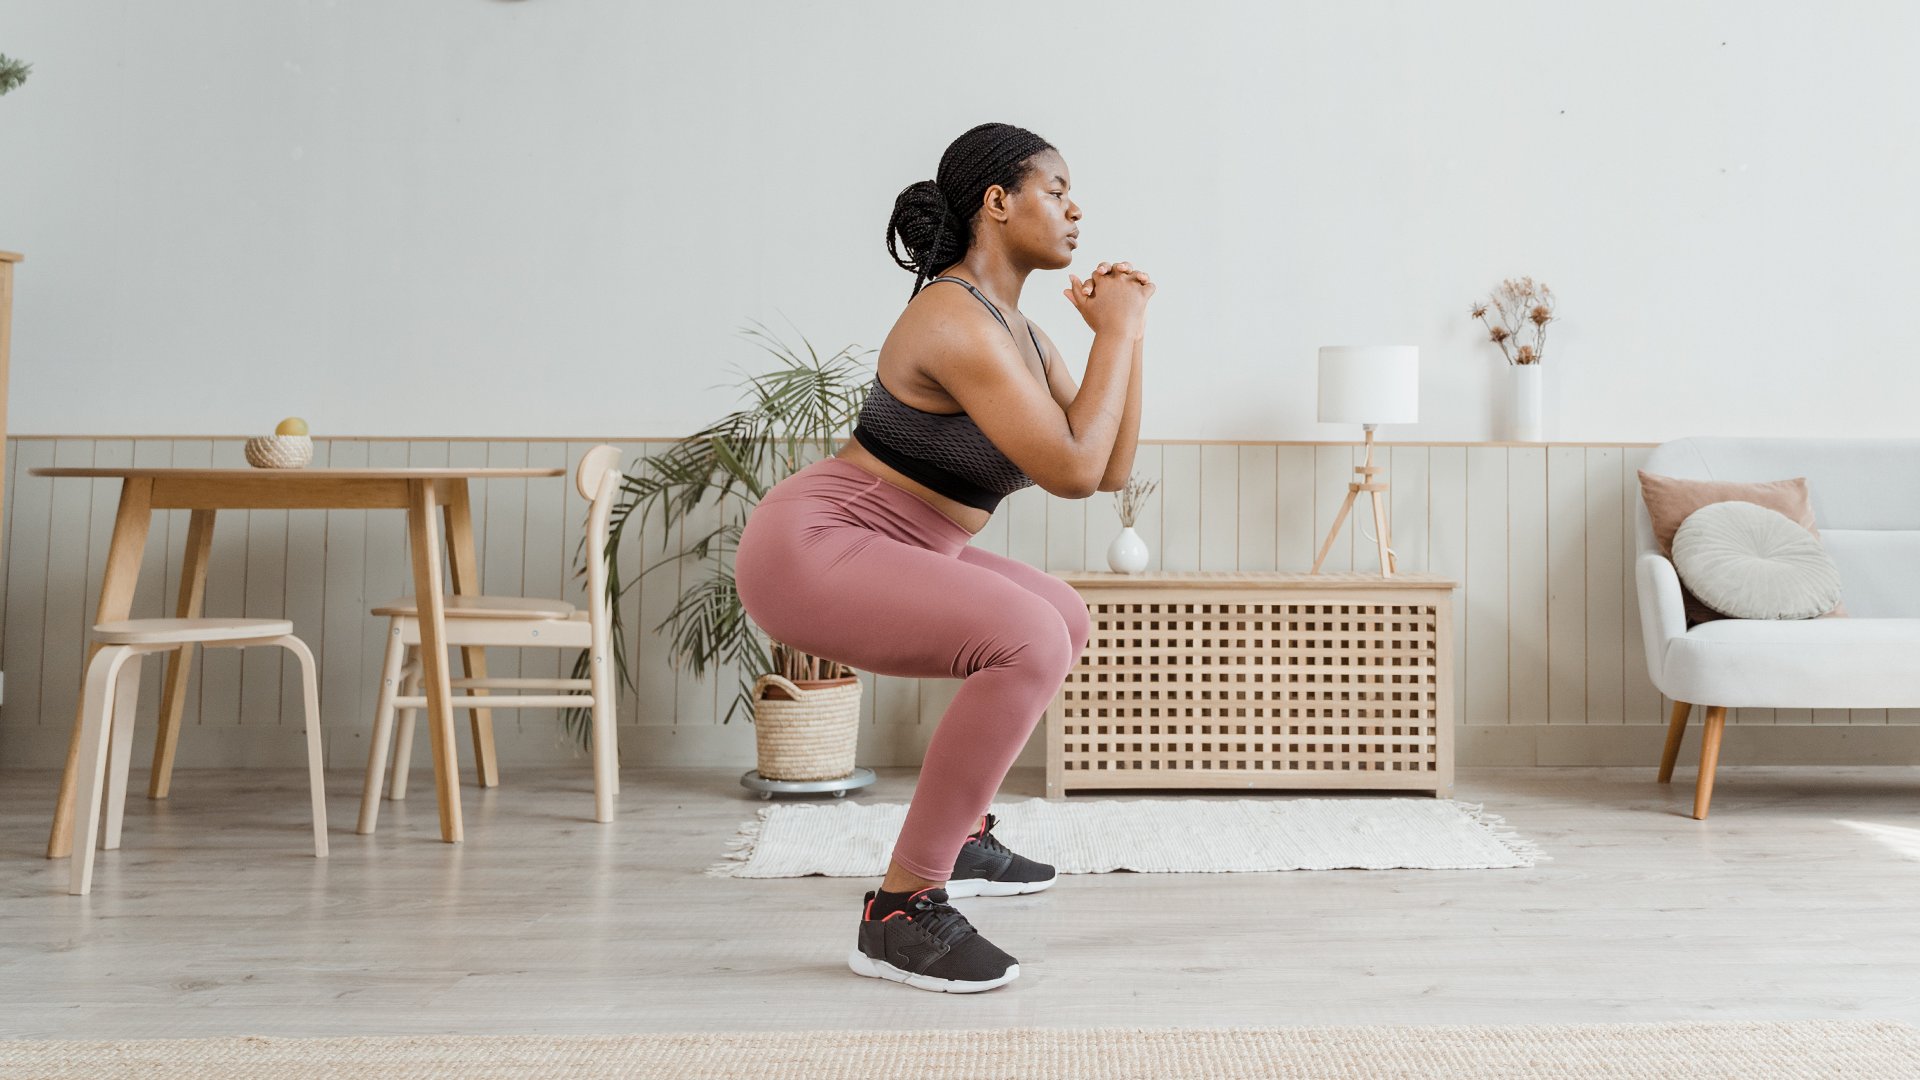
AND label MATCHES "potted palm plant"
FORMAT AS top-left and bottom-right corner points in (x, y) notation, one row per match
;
(568, 325), (870, 781)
